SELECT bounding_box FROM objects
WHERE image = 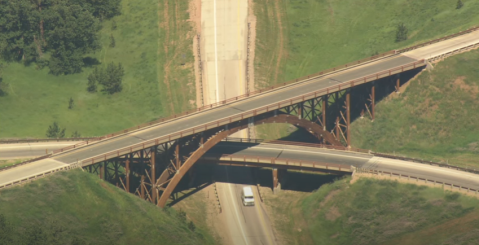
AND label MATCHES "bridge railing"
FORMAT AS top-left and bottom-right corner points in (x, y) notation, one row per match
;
(398, 25), (479, 53)
(79, 60), (426, 166)
(201, 154), (352, 172)
(0, 137), (100, 144)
